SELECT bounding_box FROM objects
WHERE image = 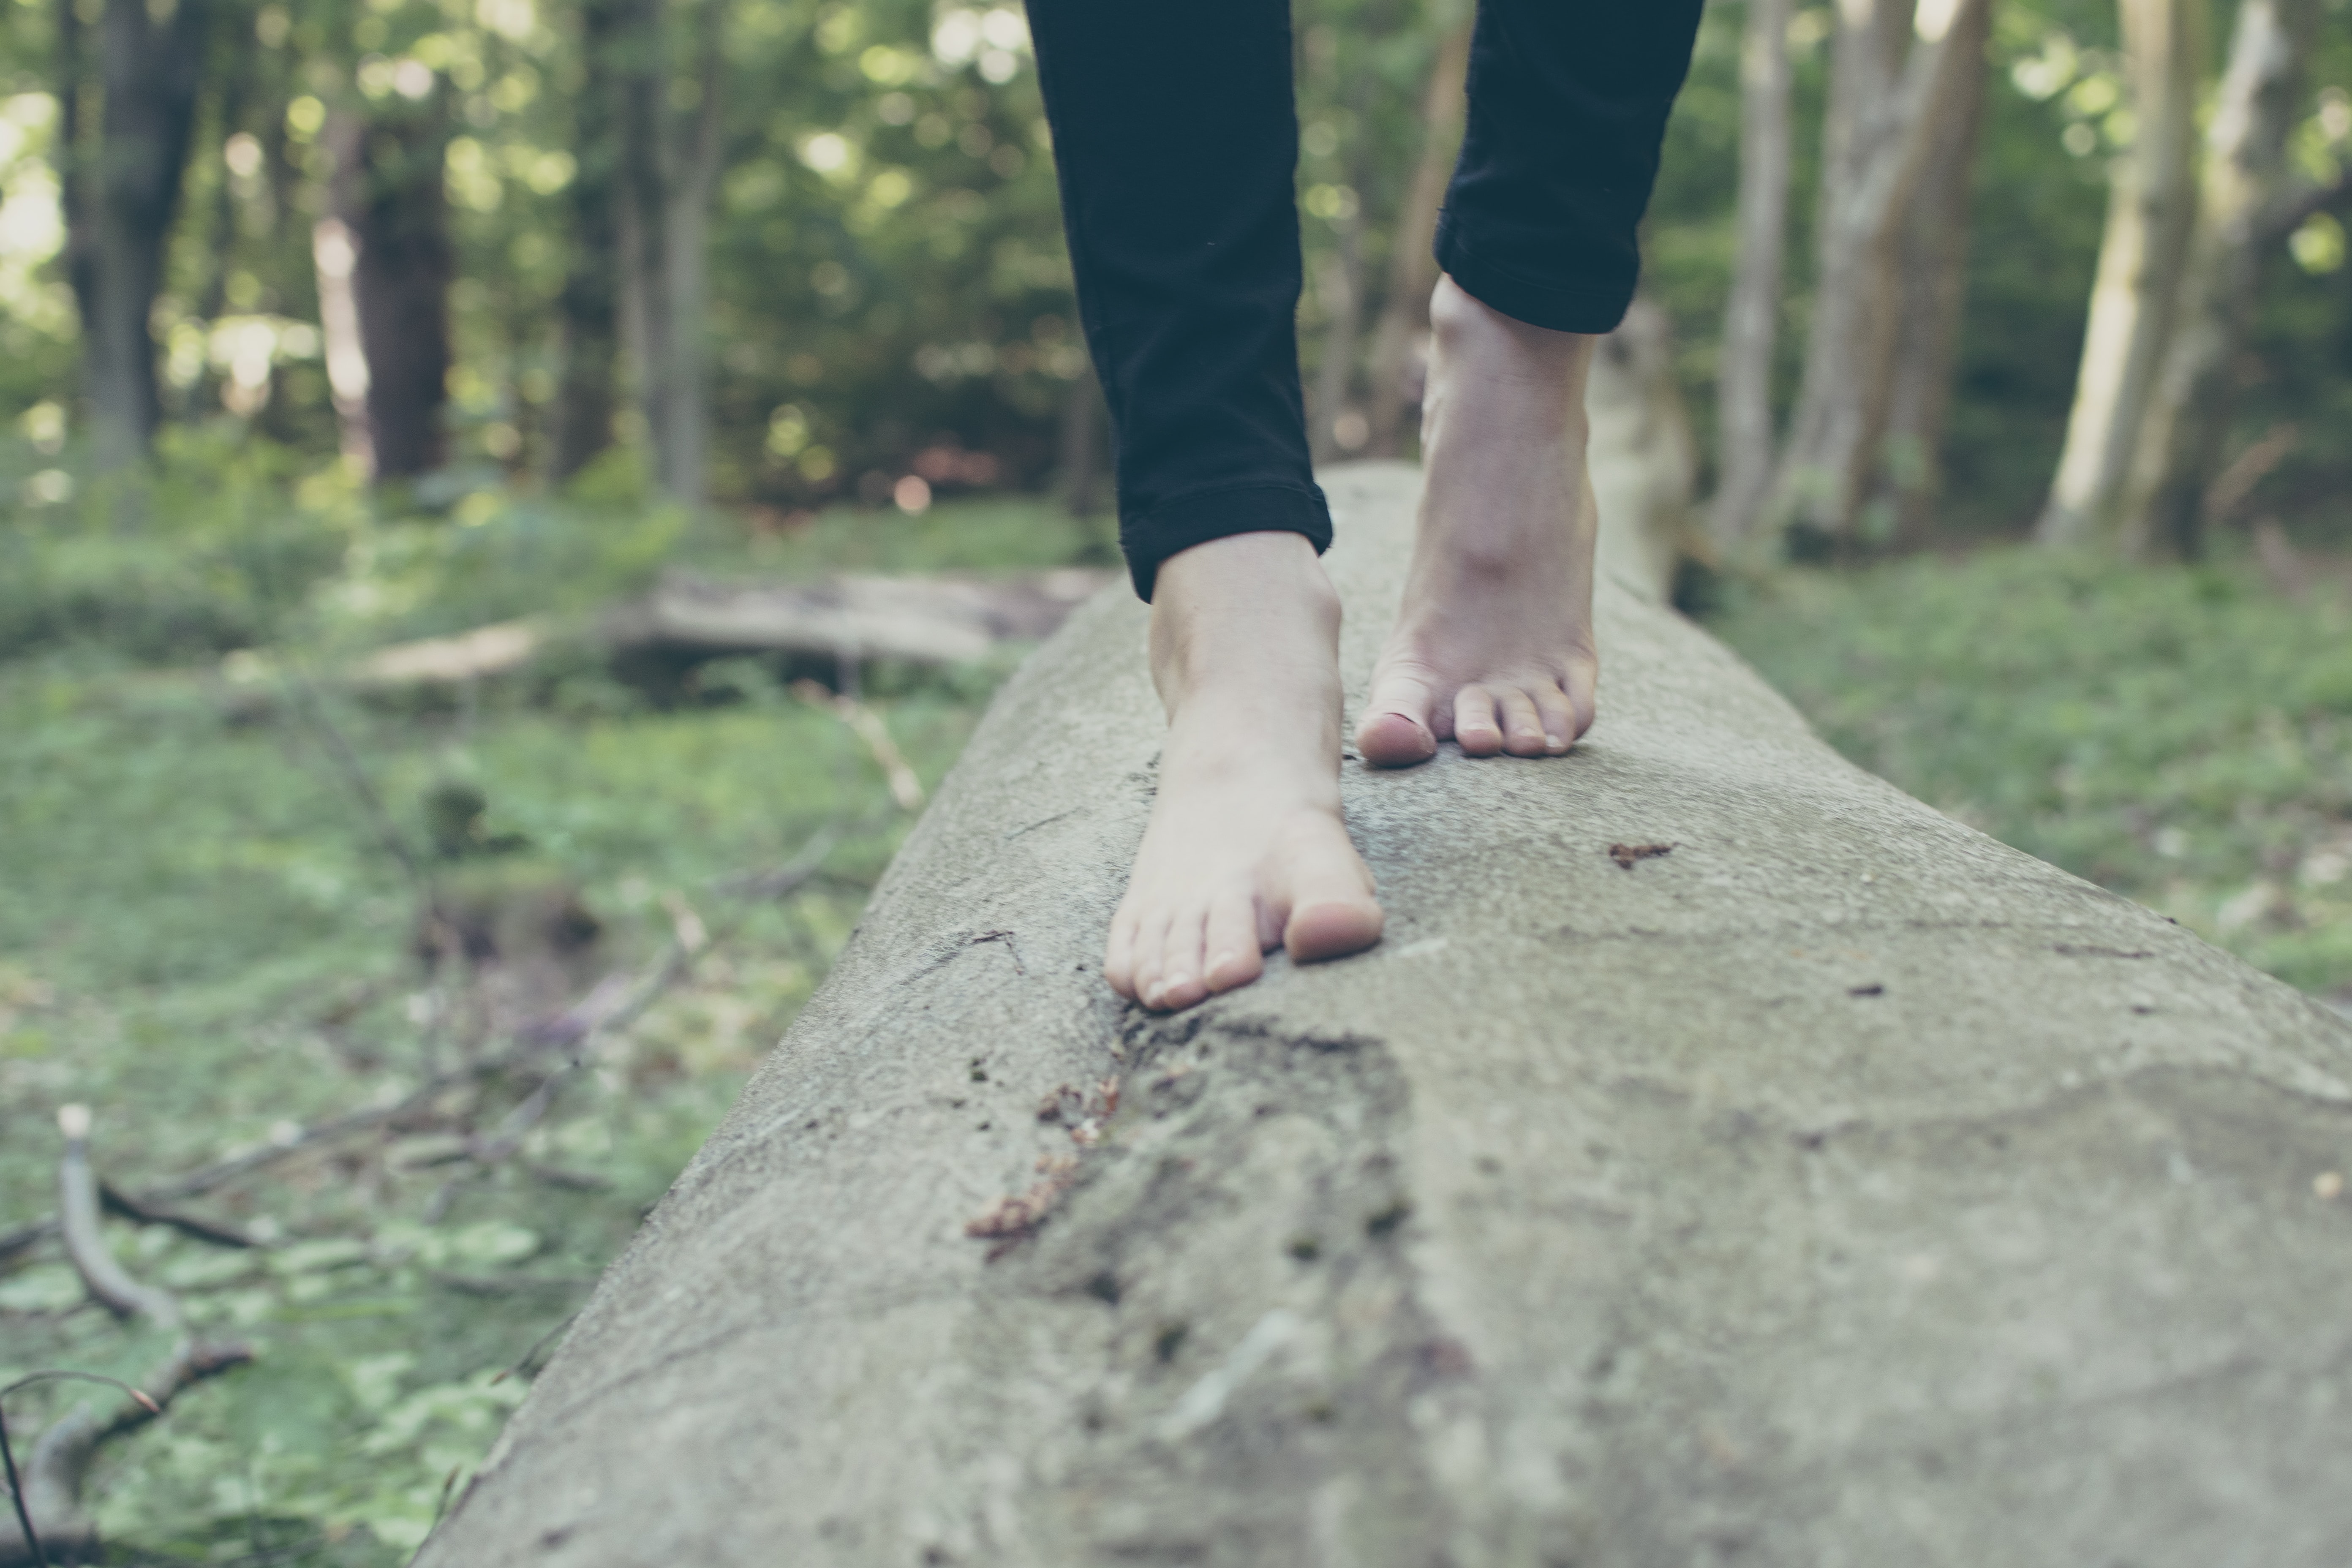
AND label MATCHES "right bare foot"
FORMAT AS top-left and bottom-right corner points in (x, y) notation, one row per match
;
(1103, 532), (1384, 1013)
